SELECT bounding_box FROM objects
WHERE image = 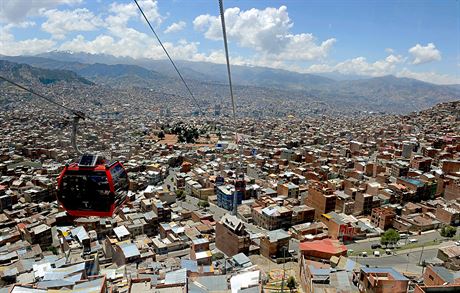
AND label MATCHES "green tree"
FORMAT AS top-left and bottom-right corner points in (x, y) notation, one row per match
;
(286, 276), (297, 292)
(178, 134), (185, 143)
(381, 229), (400, 247)
(212, 252), (224, 261)
(440, 225), (456, 238)
(198, 200), (210, 208)
(175, 189), (185, 201)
